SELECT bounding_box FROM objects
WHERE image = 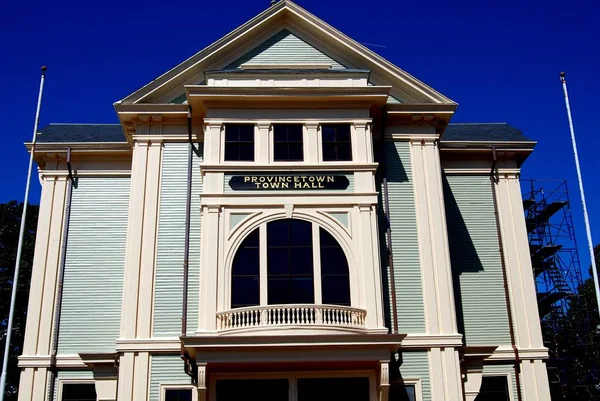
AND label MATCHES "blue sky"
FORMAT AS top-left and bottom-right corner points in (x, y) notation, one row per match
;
(2, 0), (599, 267)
